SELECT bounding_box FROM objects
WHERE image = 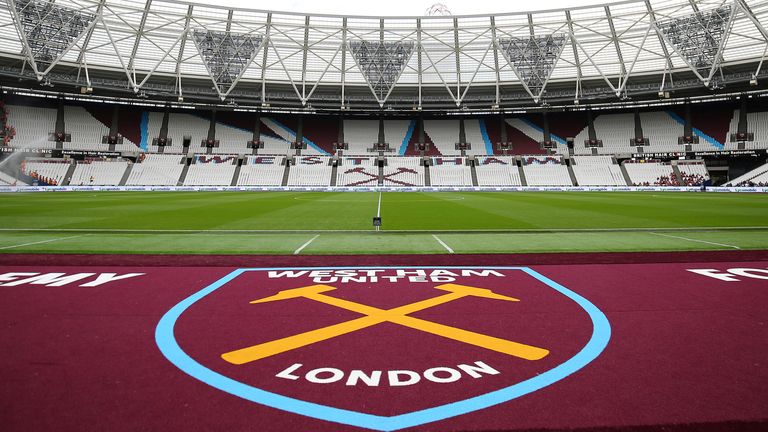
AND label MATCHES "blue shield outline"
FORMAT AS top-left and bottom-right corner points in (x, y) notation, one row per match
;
(155, 266), (611, 431)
